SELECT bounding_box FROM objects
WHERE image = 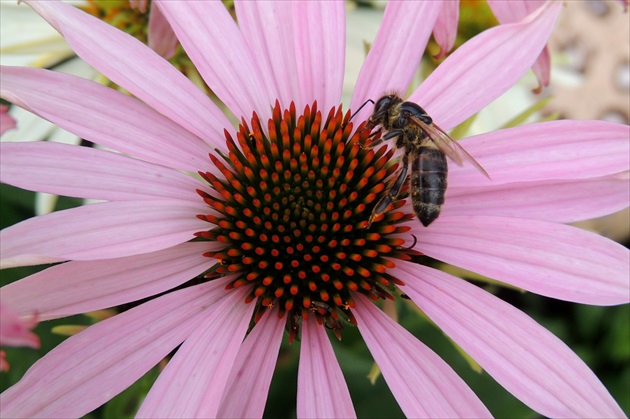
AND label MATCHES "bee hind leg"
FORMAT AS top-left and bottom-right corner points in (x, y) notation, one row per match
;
(367, 153), (409, 228)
